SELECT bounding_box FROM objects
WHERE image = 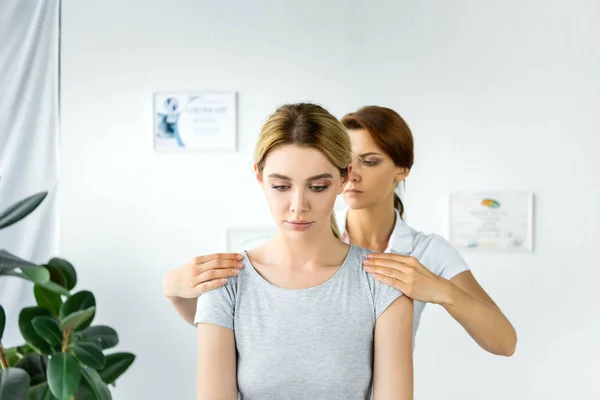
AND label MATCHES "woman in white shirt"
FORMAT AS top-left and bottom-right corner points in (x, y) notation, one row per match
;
(164, 105), (517, 357)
